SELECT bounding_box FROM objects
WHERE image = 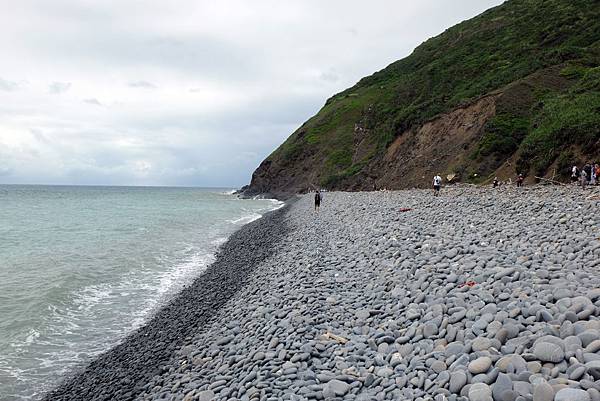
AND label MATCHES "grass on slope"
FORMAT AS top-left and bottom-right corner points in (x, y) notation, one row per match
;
(474, 114), (531, 158)
(517, 66), (600, 174)
(273, 0), (600, 185)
